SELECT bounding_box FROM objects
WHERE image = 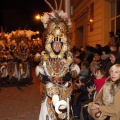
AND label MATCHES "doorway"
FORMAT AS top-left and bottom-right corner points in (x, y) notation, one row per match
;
(75, 26), (83, 48)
